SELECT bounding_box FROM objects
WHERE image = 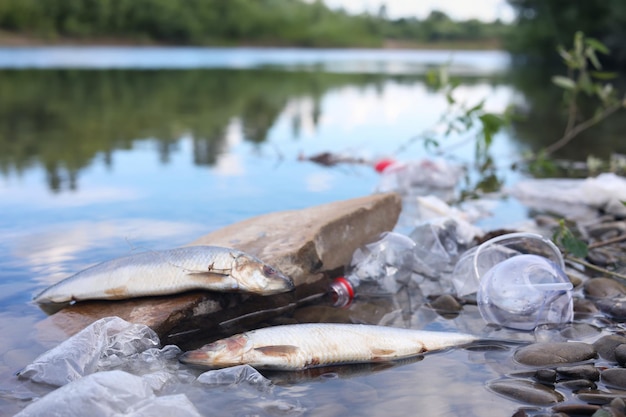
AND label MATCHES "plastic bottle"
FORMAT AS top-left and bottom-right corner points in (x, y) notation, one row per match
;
(329, 231), (419, 308)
